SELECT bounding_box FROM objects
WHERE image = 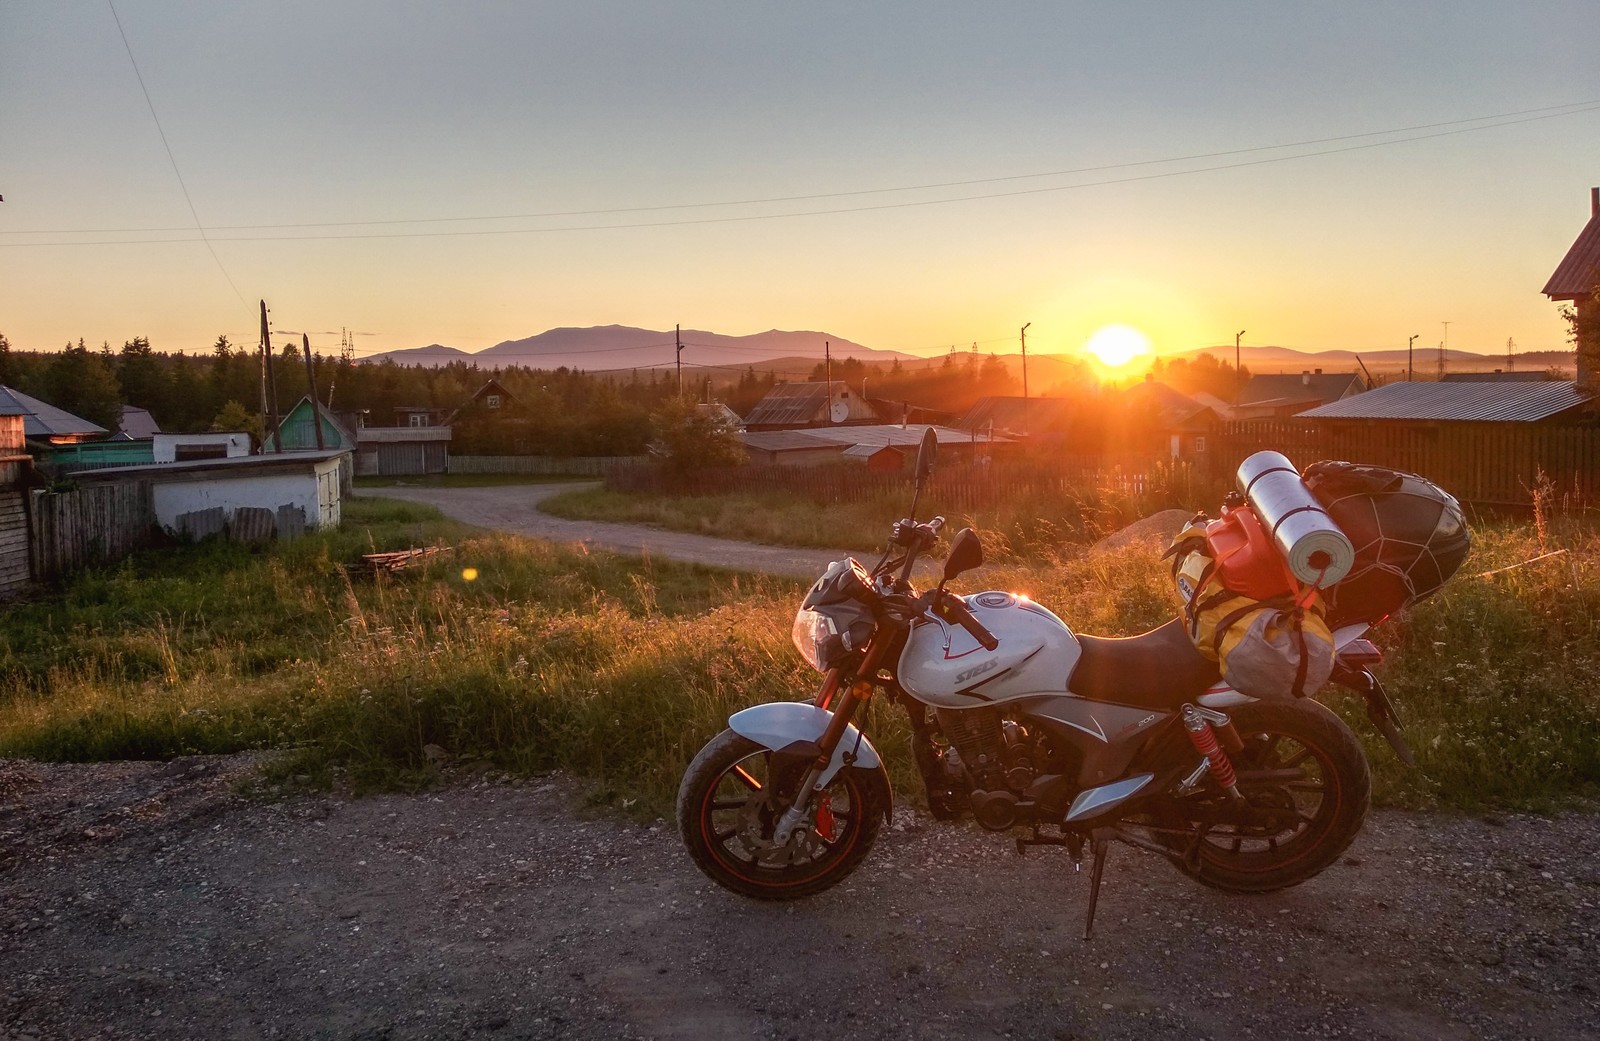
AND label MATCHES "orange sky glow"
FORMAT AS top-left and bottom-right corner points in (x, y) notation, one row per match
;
(3, 4), (1595, 366)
